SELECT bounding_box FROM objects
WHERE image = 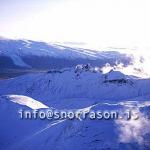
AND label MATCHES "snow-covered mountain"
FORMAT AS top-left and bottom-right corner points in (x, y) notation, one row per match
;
(0, 65), (150, 150)
(0, 65), (150, 102)
(1, 38), (150, 79)
(0, 39), (132, 70)
(0, 39), (150, 150)
(0, 93), (150, 150)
